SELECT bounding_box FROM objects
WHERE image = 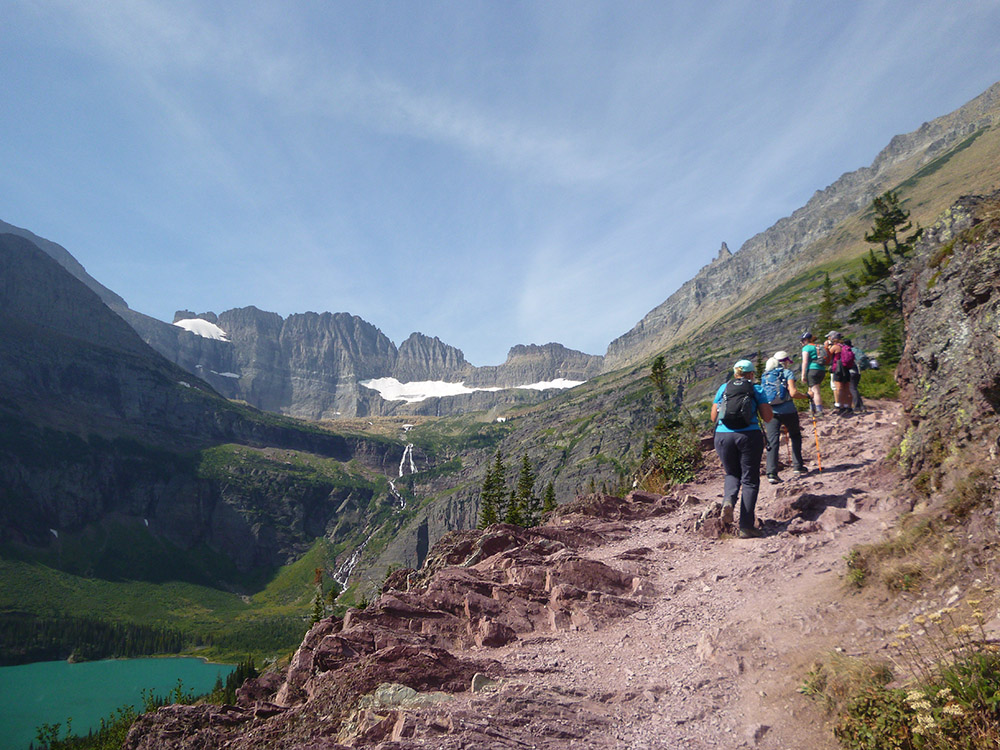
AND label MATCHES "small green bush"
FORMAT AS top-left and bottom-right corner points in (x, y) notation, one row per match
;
(834, 685), (914, 750)
(859, 368), (900, 400)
